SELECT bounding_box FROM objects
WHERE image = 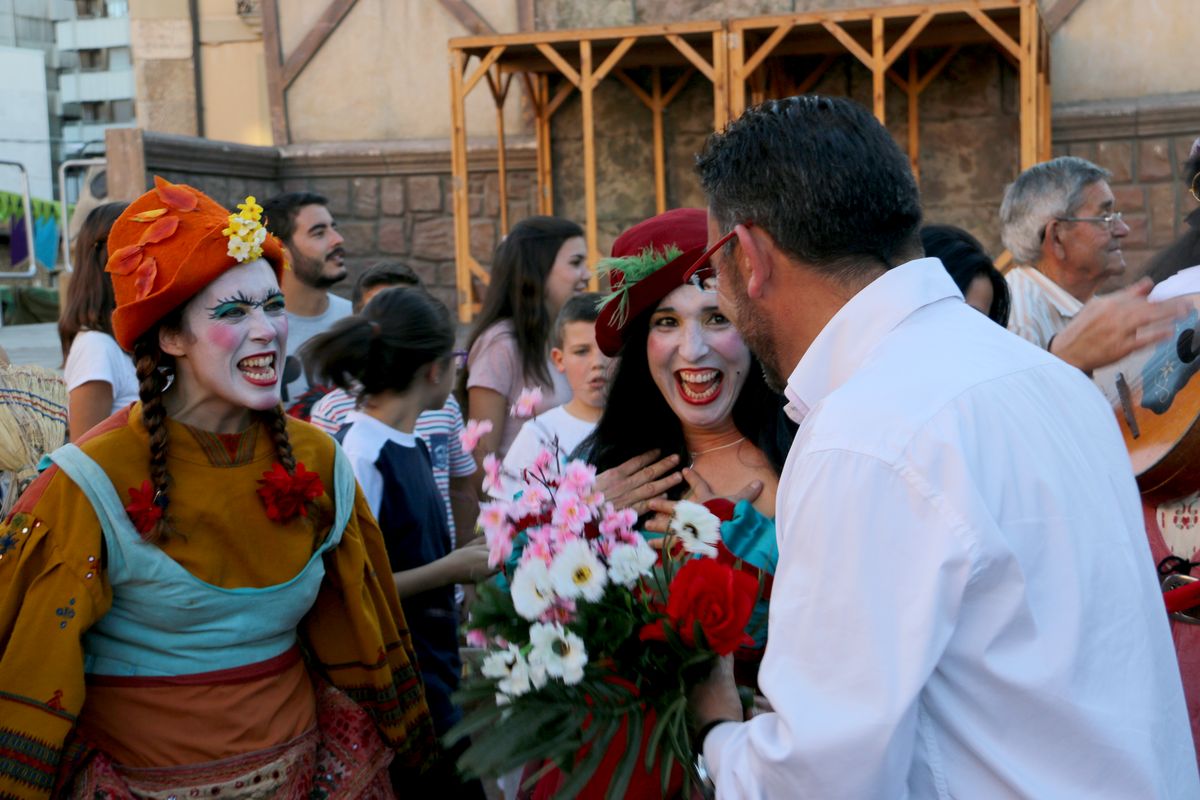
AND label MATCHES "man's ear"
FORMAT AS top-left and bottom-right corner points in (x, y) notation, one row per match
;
(1043, 219), (1067, 262)
(550, 347), (565, 372)
(159, 324), (186, 358)
(737, 224), (774, 300)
